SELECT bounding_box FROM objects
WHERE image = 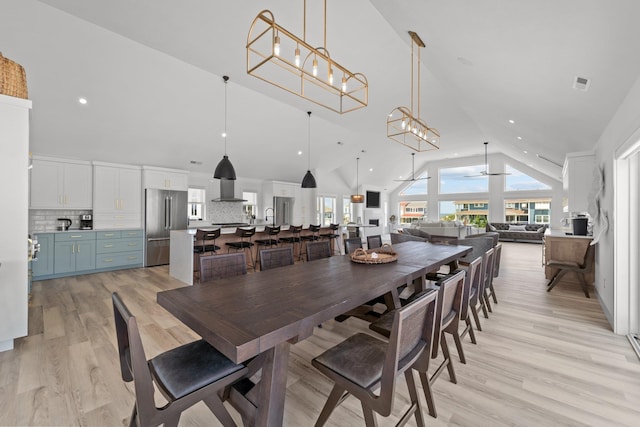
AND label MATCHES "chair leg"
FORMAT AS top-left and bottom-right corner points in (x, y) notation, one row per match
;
(489, 280), (498, 304)
(483, 290), (493, 313)
(162, 413), (181, 427)
(404, 370), (425, 427)
(418, 371), (437, 418)
(578, 274), (591, 298)
(451, 328), (466, 364)
(361, 403), (378, 427)
(128, 404), (137, 427)
(203, 395), (237, 427)
(315, 385), (345, 427)
(471, 305), (483, 331)
(440, 334), (457, 384)
(462, 315), (477, 344)
(546, 270), (567, 292)
(480, 297), (489, 319)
